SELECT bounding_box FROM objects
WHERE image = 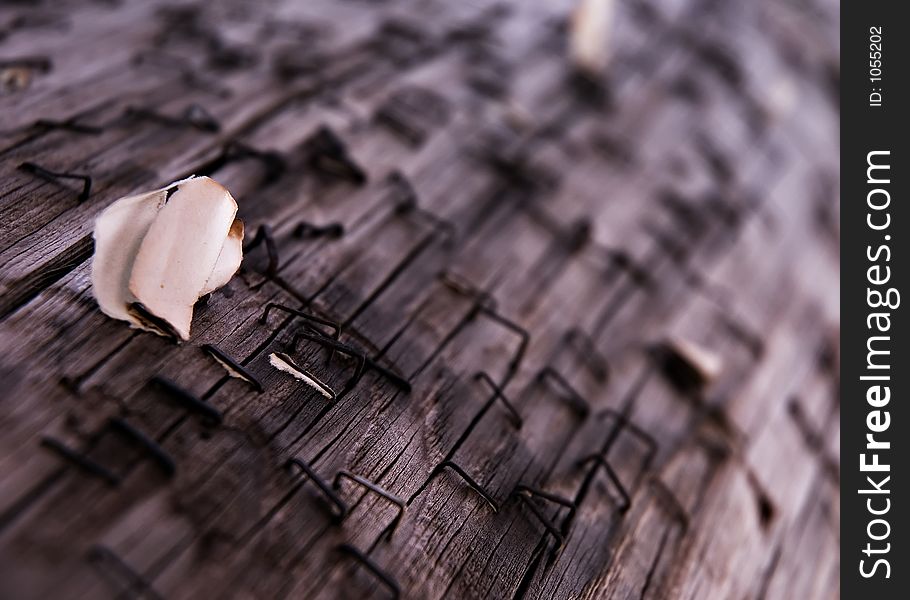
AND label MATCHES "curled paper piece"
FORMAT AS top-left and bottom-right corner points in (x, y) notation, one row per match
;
(91, 176), (243, 341)
(569, 0), (615, 75)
